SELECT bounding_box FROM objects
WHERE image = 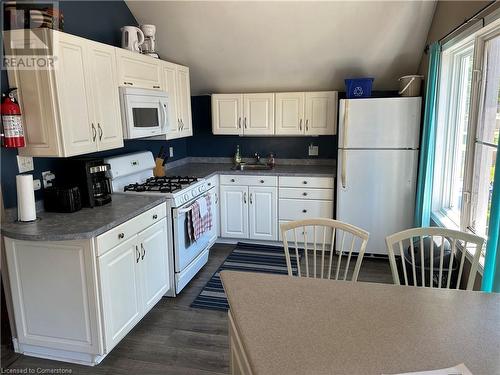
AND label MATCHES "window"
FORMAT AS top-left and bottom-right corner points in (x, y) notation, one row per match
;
(432, 38), (475, 228)
(432, 19), (500, 266)
(470, 33), (500, 239)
